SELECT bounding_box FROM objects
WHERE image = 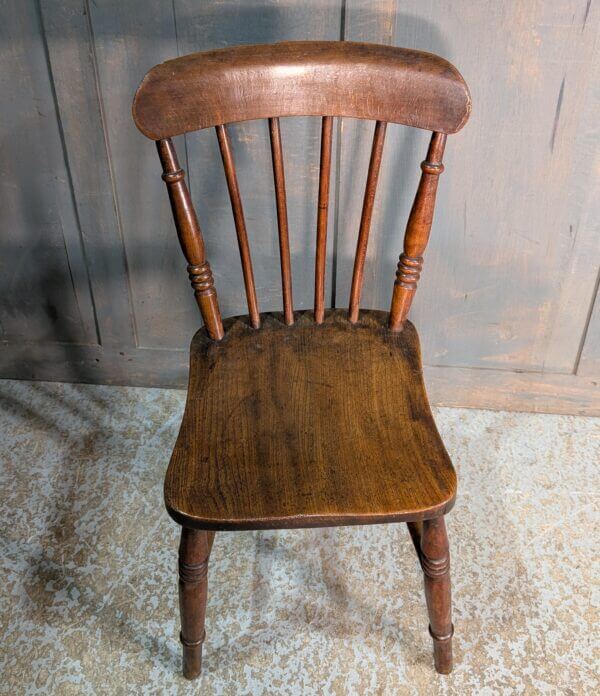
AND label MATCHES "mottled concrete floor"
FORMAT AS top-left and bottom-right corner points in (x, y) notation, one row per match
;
(0, 379), (598, 695)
